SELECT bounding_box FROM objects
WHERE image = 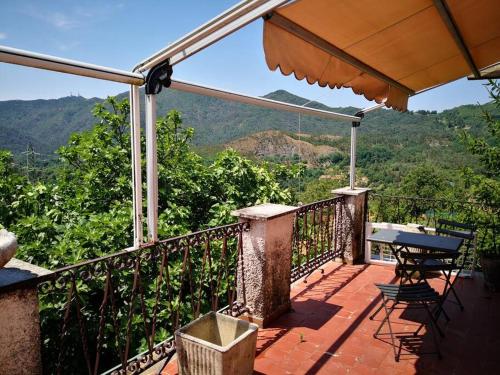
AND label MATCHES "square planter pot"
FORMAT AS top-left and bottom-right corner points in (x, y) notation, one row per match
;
(175, 312), (258, 375)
